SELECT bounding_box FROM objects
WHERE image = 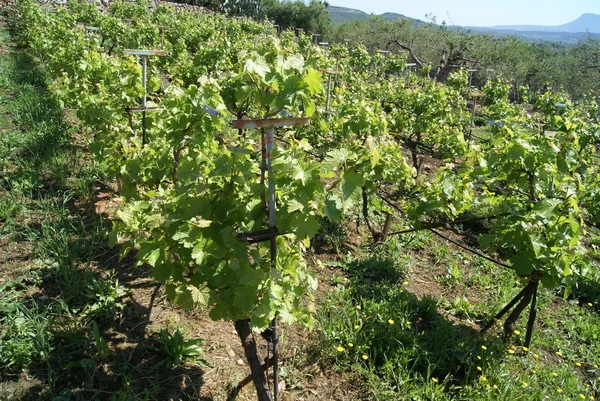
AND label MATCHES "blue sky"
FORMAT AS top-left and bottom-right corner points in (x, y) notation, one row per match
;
(327, 0), (600, 27)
